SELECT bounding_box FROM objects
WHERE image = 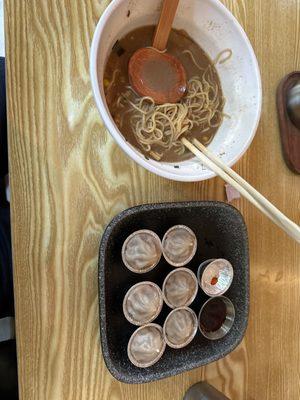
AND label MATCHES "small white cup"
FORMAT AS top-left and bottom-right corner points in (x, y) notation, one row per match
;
(198, 259), (234, 297)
